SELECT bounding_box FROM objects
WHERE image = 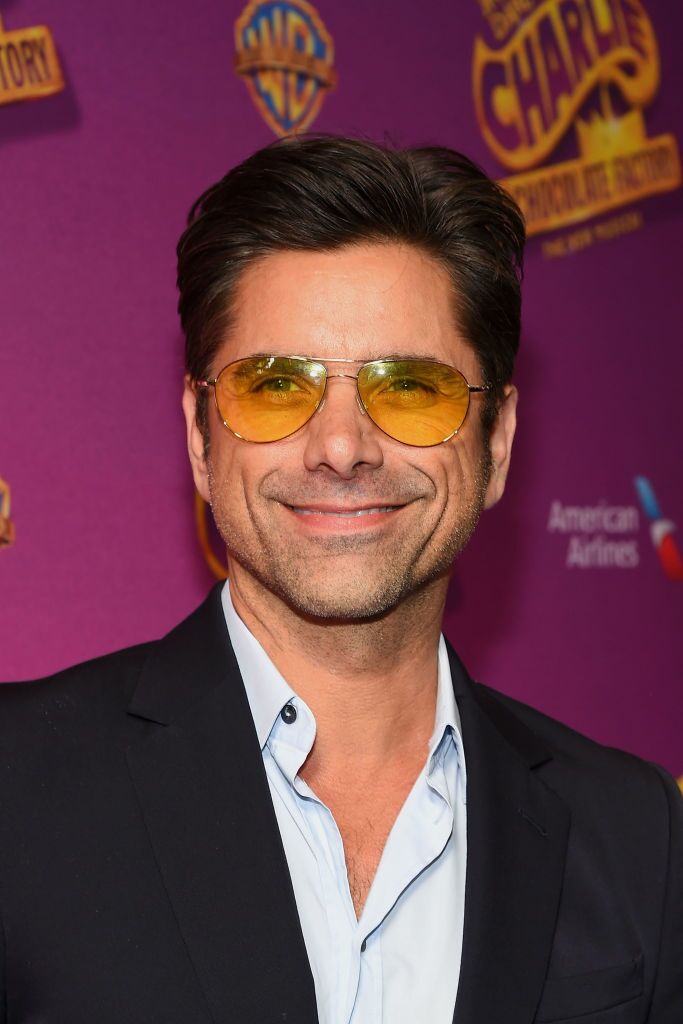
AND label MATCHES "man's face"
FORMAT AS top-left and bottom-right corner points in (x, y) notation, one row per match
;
(183, 243), (516, 620)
